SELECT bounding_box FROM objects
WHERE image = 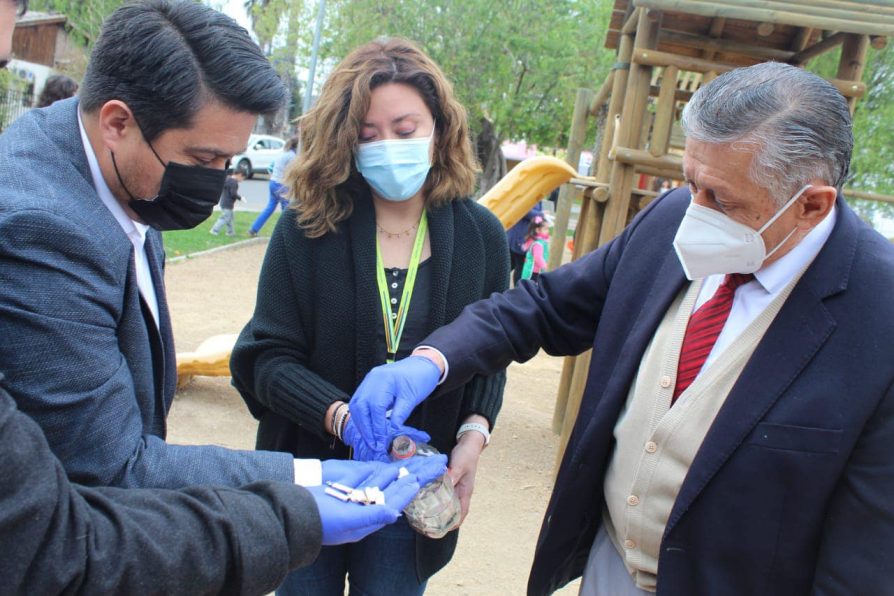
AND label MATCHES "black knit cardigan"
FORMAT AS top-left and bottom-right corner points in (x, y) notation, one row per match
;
(230, 184), (509, 581)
